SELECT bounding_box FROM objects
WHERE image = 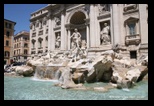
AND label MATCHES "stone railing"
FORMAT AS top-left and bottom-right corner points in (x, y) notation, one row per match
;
(125, 34), (141, 46)
(38, 30), (43, 35)
(38, 47), (43, 49)
(32, 33), (36, 37)
(123, 4), (138, 12)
